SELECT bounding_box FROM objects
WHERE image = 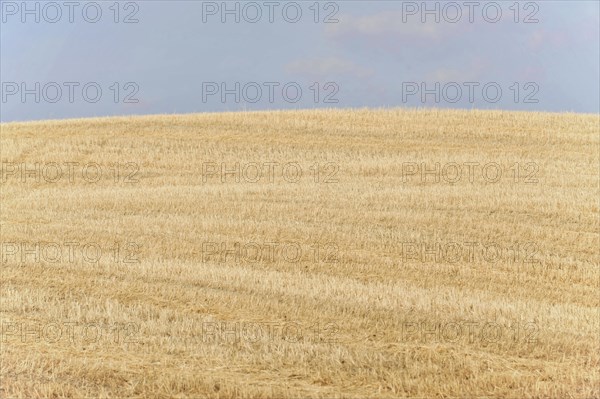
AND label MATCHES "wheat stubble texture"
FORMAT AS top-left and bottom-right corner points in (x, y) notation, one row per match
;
(1, 109), (599, 398)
